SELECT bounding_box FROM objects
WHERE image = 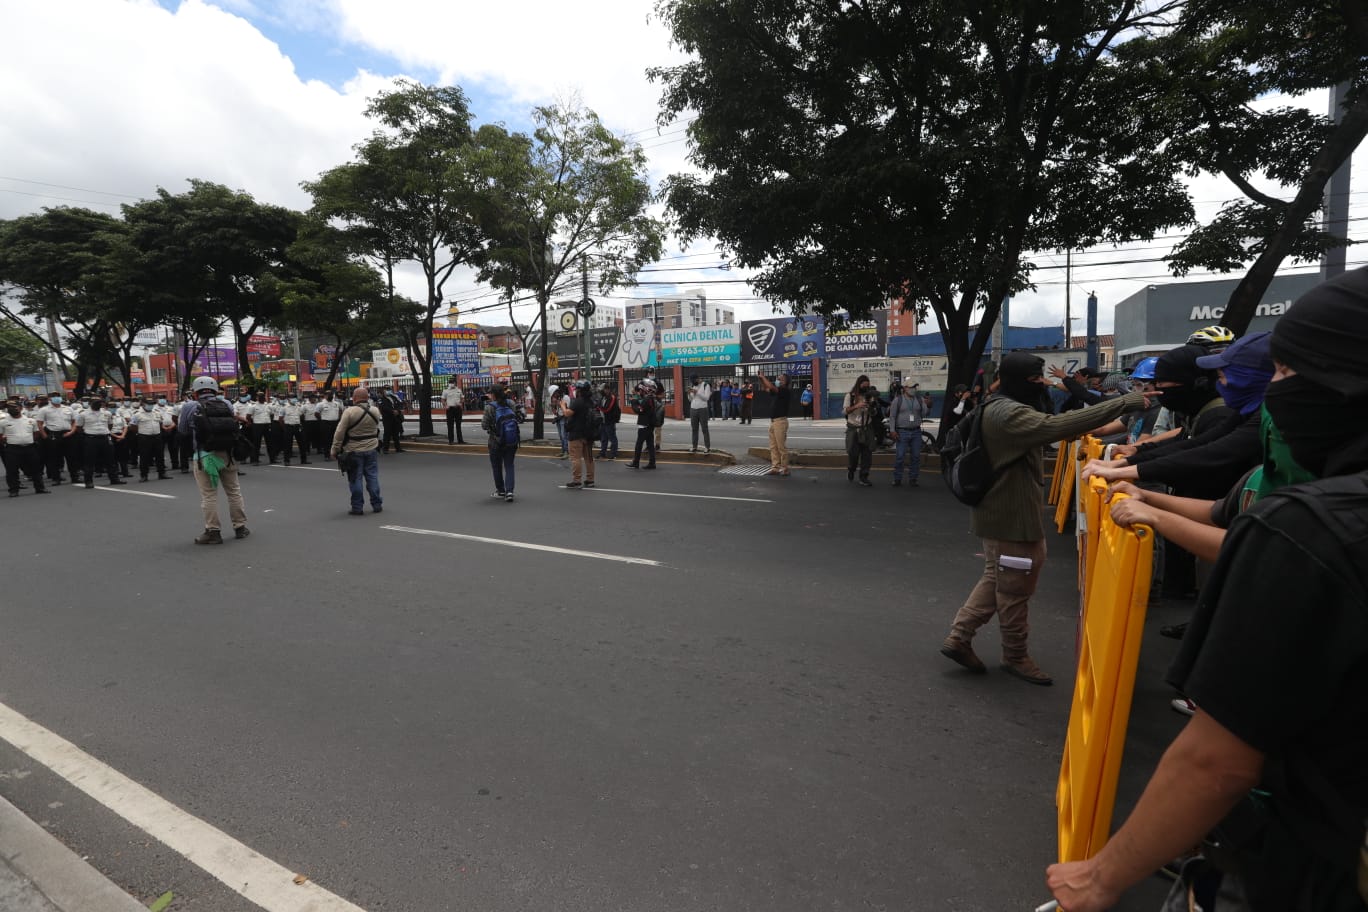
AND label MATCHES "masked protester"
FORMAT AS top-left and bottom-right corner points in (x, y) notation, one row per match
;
(939, 352), (1149, 685)
(1048, 265), (1368, 912)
